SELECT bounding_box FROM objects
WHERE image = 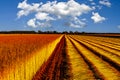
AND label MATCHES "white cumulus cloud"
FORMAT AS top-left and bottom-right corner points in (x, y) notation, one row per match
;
(91, 12), (106, 23)
(99, 0), (111, 7)
(67, 17), (86, 28)
(27, 18), (36, 28)
(35, 12), (54, 21)
(17, 0), (92, 28)
(17, 0), (110, 28)
(17, 0), (40, 18)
